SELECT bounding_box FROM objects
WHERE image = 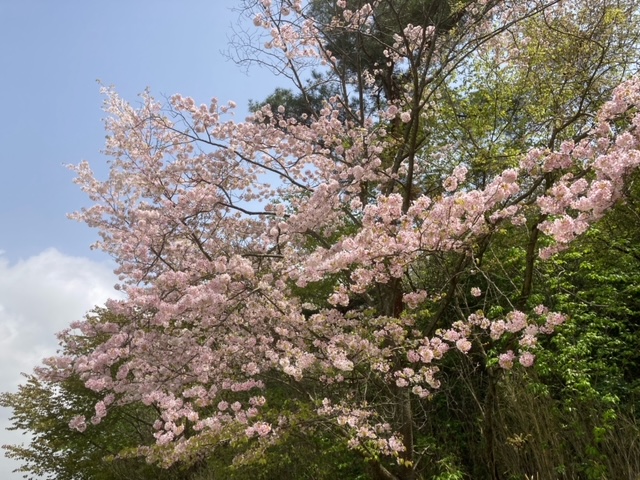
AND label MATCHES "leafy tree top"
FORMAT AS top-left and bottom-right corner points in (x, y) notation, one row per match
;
(26, 1), (640, 478)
